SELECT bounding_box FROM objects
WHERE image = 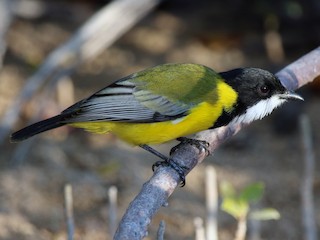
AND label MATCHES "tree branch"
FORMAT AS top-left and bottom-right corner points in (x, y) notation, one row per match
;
(114, 47), (320, 240)
(0, 0), (13, 69)
(0, 0), (161, 143)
